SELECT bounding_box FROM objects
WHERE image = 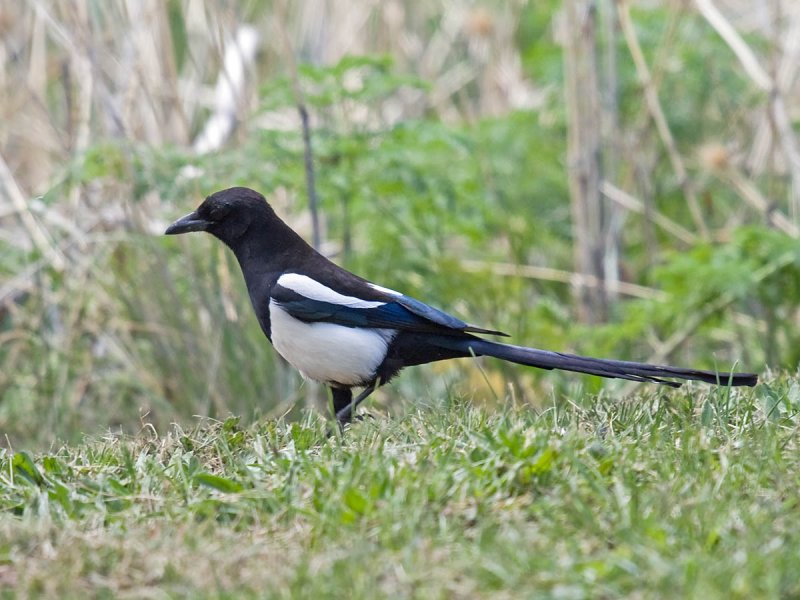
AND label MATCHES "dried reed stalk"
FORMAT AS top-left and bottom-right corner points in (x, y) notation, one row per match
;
(617, 0), (709, 239)
(563, 0), (608, 323)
